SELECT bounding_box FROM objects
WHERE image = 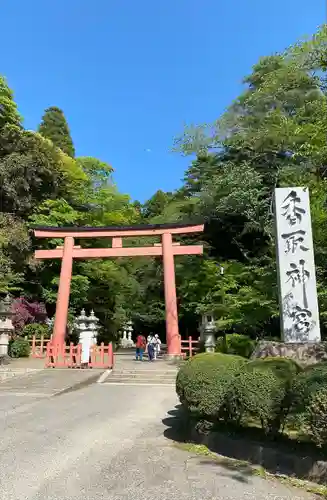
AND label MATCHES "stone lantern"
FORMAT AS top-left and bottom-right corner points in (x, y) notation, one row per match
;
(75, 309), (99, 365)
(120, 320), (135, 348)
(200, 312), (216, 352)
(0, 294), (14, 359)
